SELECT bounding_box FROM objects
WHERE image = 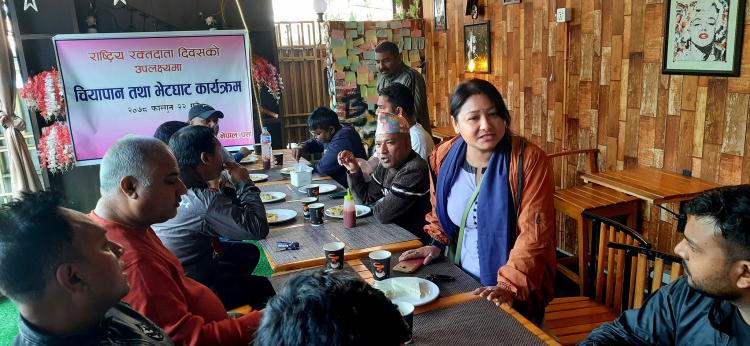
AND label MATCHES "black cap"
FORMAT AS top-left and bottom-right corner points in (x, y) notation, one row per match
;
(188, 104), (224, 121)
